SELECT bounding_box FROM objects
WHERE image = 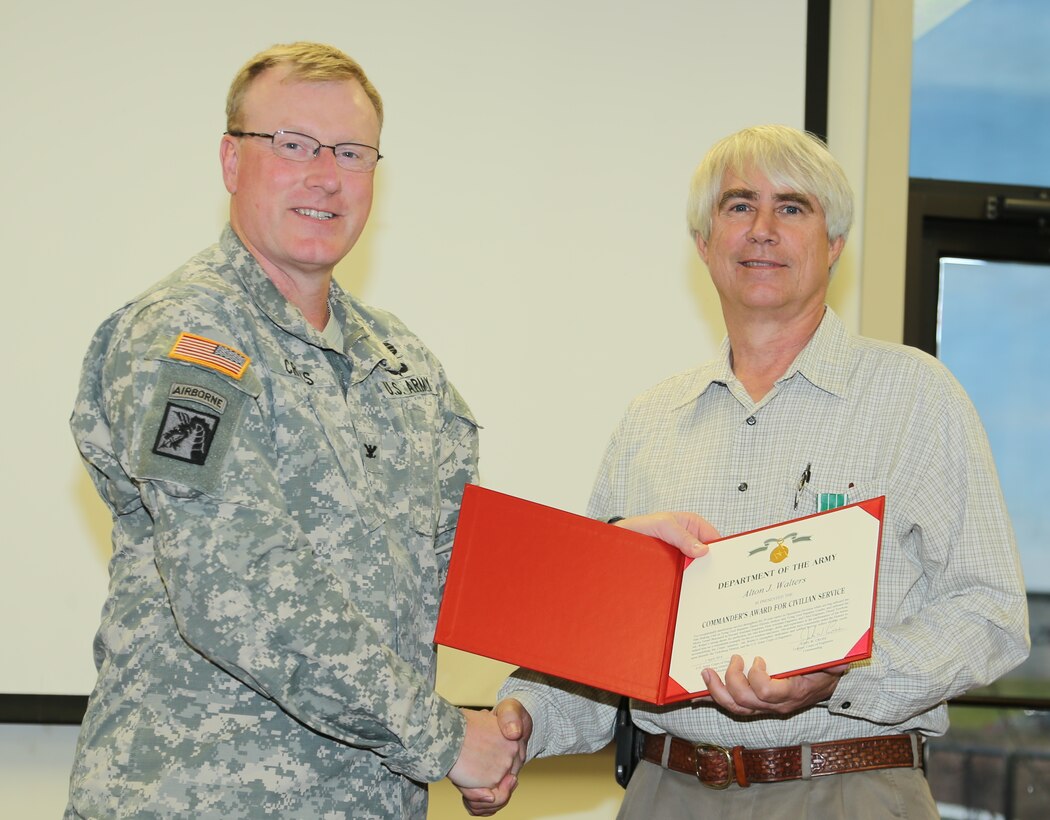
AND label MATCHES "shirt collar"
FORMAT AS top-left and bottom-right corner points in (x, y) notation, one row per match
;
(670, 307), (853, 409)
(667, 347), (732, 410)
(779, 307), (852, 398)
